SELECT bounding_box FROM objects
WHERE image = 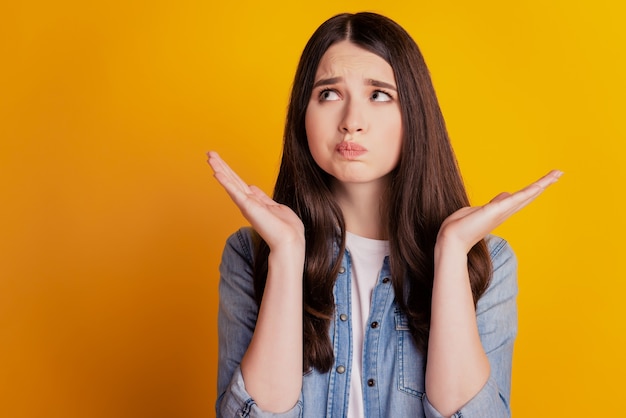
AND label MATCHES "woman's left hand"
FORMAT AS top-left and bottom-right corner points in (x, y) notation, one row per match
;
(437, 170), (563, 253)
